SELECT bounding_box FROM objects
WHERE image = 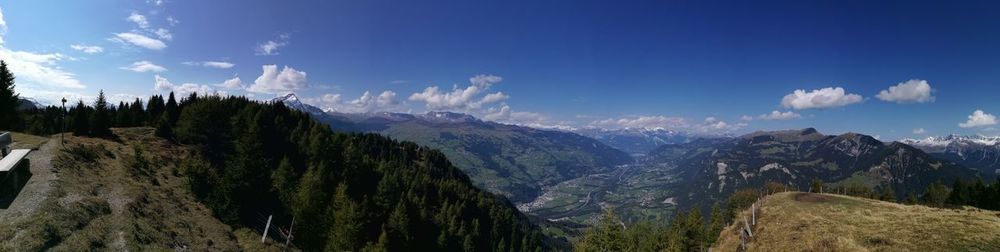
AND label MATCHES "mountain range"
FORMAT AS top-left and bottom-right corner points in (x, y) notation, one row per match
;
(275, 94), (633, 203)
(647, 128), (979, 207)
(573, 127), (694, 157)
(276, 94), (987, 210)
(900, 135), (1000, 178)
